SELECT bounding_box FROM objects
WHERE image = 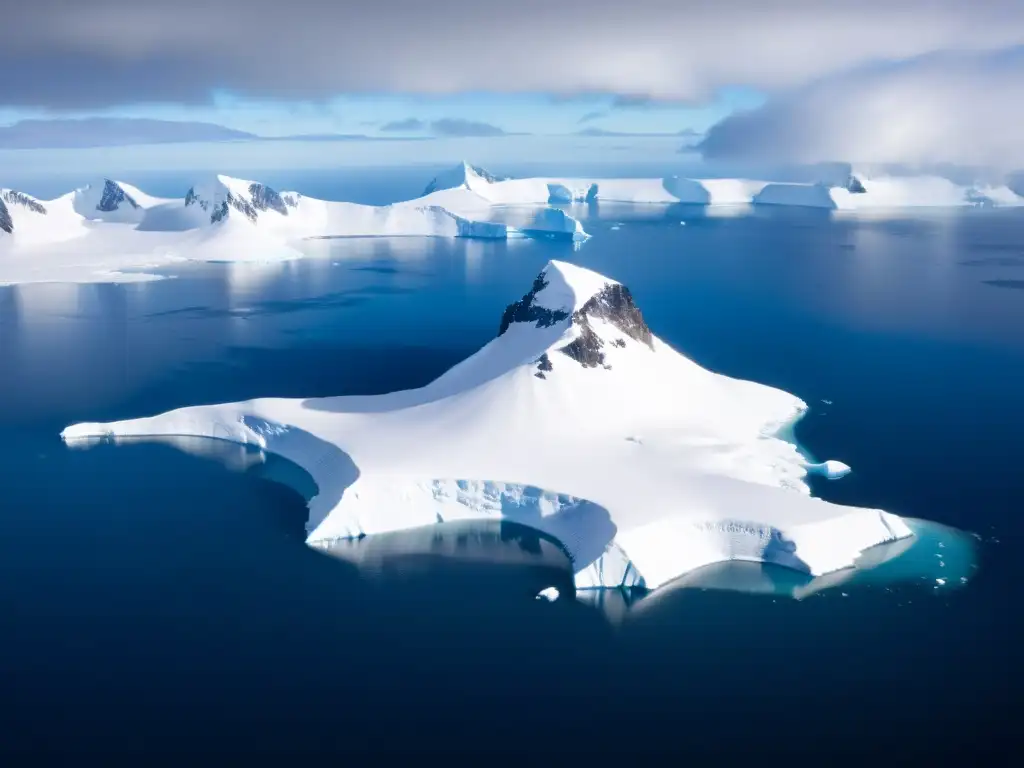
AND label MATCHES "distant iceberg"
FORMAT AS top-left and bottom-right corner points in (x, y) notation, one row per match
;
(7, 160), (1022, 286)
(0, 172), (590, 285)
(63, 260), (914, 591)
(419, 161), (1024, 210)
